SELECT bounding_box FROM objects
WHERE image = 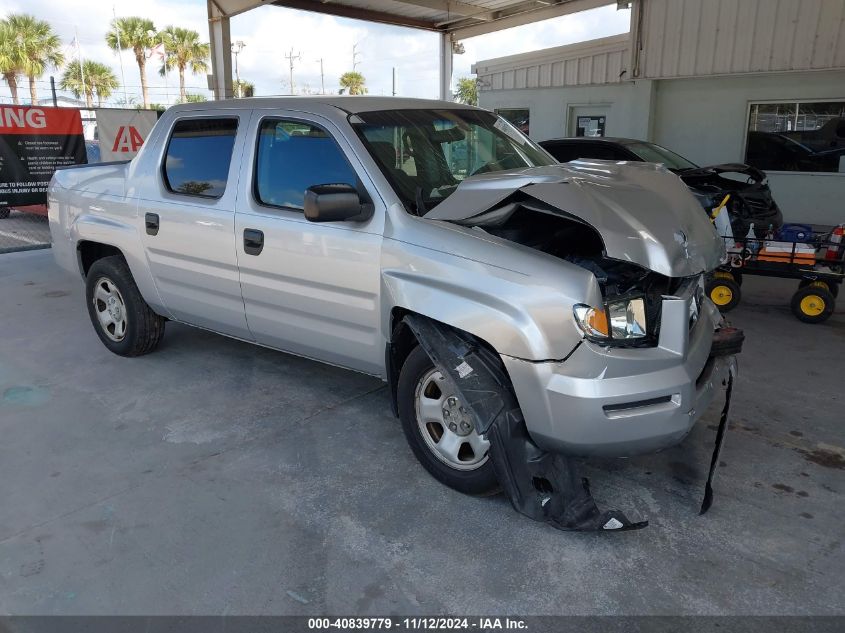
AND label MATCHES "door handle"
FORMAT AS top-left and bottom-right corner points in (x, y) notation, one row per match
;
(243, 228), (264, 255)
(145, 213), (159, 236)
